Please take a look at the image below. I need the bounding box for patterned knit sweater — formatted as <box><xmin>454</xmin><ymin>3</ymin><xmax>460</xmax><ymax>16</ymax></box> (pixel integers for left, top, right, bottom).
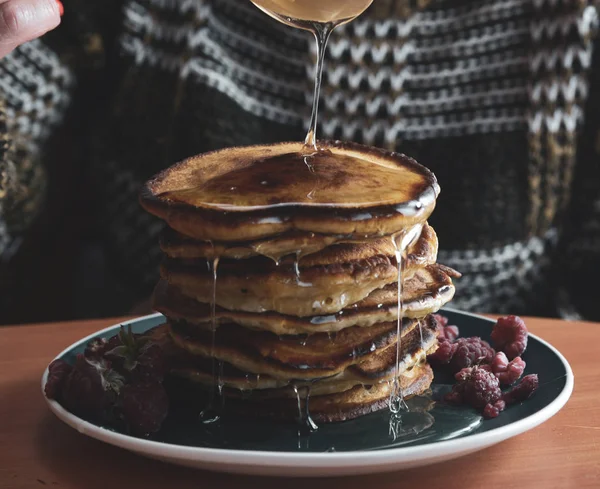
<box><xmin>1</xmin><ymin>0</ymin><xmax>599</xmax><ymax>323</ymax></box>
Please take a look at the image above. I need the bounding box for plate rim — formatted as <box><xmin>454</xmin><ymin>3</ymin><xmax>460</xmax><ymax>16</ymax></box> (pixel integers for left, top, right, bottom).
<box><xmin>41</xmin><ymin>309</ymin><xmax>574</xmax><ymax>469</ymax></box>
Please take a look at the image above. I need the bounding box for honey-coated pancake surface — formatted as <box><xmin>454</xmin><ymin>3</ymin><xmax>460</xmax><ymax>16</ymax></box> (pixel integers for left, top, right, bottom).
<box><xmin>172</xmin><ymin>334</ymin><xmax>437</xmax><ymax>393</ymax></box>
<box><xmin>155</xmin><ymin>263</ymin><xmax>458</xmax><ymax>334</ymax></box>
<box><xmin>162</xmin><ymin>254</ymin><xmax>396</xmax><ymax>317</ymax></box>
<box><xmin>147</xmin><ymin>318</ymin><xmax>437</xmax><ymax>423</ymax></box>
<box><xmin>161</xmin><ymin>221</ymin><xmax>437</xmax><ymax>263</ymax></box>
<box><xmin>168</xmin><ymin>316</ymin><xmax>437</xmax><ymax>381</ymax></box>
<box><xmin>160</xmin><ymin>227</ymin><xmax>341</xmax><ymax>261</ymax></box>
<box><xmin>140</xmin><ymin>141</ymin><xmax>439</xmax><ymax>242</ymax></box>
<box><xmin>159</xmin><ymin>224</ymin><xmax>442</xmax><ymax>317</ymax></box>
<box><xmin>175</xmin><ymin>364</ymin><xmax>434</xmax><ymax>423</ymax></box>
<box><xmin>147</xmin><ymin>322</ymin><xmax>437</xmax><ymax>392</ymax></box>
<box><xmin>238</xmin><ymin>364</ymin><xmax>434</xmax><ymax>423</ymax></box>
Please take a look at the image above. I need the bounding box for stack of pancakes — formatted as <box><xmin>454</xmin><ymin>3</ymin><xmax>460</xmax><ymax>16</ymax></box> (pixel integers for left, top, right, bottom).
<box><xmin>141</xmin><ymin>141</ymin><xmax>460</xmax><ymax>423</ymax></box>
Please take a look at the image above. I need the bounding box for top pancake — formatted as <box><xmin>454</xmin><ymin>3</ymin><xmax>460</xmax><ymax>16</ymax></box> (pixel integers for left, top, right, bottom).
<box><xmin>140</xmin><ymin>141</ymin><xmax>439</xmax><ymax>241</ymax></box>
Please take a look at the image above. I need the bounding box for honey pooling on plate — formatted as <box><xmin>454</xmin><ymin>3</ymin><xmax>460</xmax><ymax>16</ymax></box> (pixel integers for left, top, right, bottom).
<box><xmin>142</xmin><ymin>141</ymin><xmax>461</xmax><ymax>426</ymax></box>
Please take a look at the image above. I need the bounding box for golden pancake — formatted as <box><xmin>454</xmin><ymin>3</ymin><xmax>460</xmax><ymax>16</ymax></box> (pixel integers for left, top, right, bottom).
<box><xmin>140</xmin><ymin>141</ymin><xmax>439</xmax><ymax>242</ymax></box>
<box><xmin>172</xmin><ymin>337</ymin><xmax>437</xmax><ymax>394</ymax></box>
<box><xmin>168</xmin><ymin>316</ymin><xmax>436</xmax><ymax>381</ymax></box>
<box><xmin>166</xmin><ymin>314</ymin><xmax>434</xmax><ymax>380</ymax></box>
<box><xmin>161</xmin><ymin>221</ymin><xmax>437</xmax><ymax>316</ymax></box>
<box><xmin>149</xmin><ymin>321</ymin><xmax>437</xmax><ymax>393</ymax></box>
<box><xmin>177</xmin><ymin>363</ymin><xmax>434</xmax><ymax>423</ymax></box>
<box><xmin>172</xmin><ymin>320</ymin><xmax>396</xmax><ymax>370</ymax></box>
<box><xmin>161</xmin><ymin>220</ymin><xmax>437</xmax><ymax>264</ymax></box>
<box><xmin>154</xmin><ymin>263</ymin><xmax>458</xmax><ymax>334</ymax></box>
<box><xmin>160</xmin><ymin>227</ymin><xmax>340</xmax><ymax>261</ymax></box>
<box><xmin>162</xmin><ymin>255</ymin><xmax>396</xmax><ymax>317</ymax></box>
<box><xmin>159</xmin><ymin>223</ymin><xmax>440</xmax><ymax>317</ymax></box>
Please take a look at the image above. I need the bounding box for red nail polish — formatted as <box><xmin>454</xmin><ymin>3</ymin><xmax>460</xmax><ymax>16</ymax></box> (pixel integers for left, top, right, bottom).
<box><xmin>56</xmin><ymin>0</ymin><xmax>64</xmax><ymax>16</ymax></box>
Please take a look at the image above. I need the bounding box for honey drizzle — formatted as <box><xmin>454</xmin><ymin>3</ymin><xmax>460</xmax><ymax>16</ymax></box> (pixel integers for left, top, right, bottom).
<box><xmin>249</xmin><ymin>0</ymin><xmax>373</xmax><ymax>151</ymax></box>
<box><xmin>292</xmin><ymin>384</ymin><xmax>318</xmax><ymax>433</ymax></box>
<box><xmin>304</xmin><ymin>23</ymin><xmax>333</xmax><ymax>150</ymax></box>
<box><xmin>389</xmin><ymin>233</ymin><xmax>409</xmax><ymax>414</ymax></box>
<box><xmin>199</xmin><ymin>251</ymin><xmax>221</xmax><ymax>424</ymax></box>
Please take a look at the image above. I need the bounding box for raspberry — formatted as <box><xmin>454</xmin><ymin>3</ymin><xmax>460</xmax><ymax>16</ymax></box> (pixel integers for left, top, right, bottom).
<box><xmin>449</xmin><ymin>337</ymin><xmax>495</xmax><ymax>373</ymax></box>
<box><xmin>132</xmin><ymin>343</ymin><xmax>167</xmax><ymax>382</ymax></box>
<box><xmin>503</xmin><ymin>374</ymin><xmax>539</xmax><ymax>405</ymax></box>
<box><xmin>492</xmin><ymin>353</ymin><xmax>526</xmax><ymax>386</ymax></box>
<box><xmin>447</xmin><ymin>366</ymin><xmax>502</xmax><ymax>410</ymax></box>
<box><xmin>120</xmin><ymin>382</ymin><xmax>169</xmax><ymax>436</ymax></box>
<box><xmin>443</xmin><ymin>325</ymin><xmax>459</xmax><ymax>342</ymax></box>
<box><xmin>44</xmin><ymin>360</ymin><xmax>72</xmax><ymax>400</ymax></box>
<box><xmin>433</xmin><ymin>314</ymin><xmax>449</xmax><ymax>328</ymax></box>
<box><xmin>428</xmin><ymin>339</ymin><xmax>457</xmax><ymax>365</ymax></box>
<box><xmin>433</xmin><ymin>314</ymin><xmax>459</xmax><ymax>342</ymax></box>
<box><xmin>84</xmin><ymin>338</ymin><xmax>108</xmax><ymax>359</ymax></box>
<box><xmin>483</xmin><ymin>400</ymin><xmax>506</xmax><ymax>419</ymax></box>
<box><xmin>491</xmin><ymin>315</ymin><xmax>528</xmax><ymax>360</ymax></box>
<box><xmin>84</xmin><ymin>334</ymin><xmax>122</xmax><ymax>360</ymax></box>
<box><xmin>491</xmin><ymin>351</ymin><xmax>509</xmax><ymax>372</ymax></box>
<box><xmin>456</xmin><ymin>367</ymin><xmax>502</xmax><ymax>409</ymax></box>
<box><xmin>61</xmin><ymin>354</ymin><xmax>124</xmax><ymax>420</ymax></box>
<box><xmin>105</xmin><ymin>326</ymin><xmax>167</xmax><ymax>382</ymax></box>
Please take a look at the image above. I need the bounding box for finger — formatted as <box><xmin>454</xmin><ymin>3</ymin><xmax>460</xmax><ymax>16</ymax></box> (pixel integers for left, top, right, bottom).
<box><xmin>0</xmin><ymin>0</ymin><xmax>61</xmax><ymax>58</ymax></box>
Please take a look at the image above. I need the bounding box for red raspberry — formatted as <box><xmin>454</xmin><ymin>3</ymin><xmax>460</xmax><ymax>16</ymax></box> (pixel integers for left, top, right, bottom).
<box><xmin>44</xmin><ymin>360</ymin><xmax>72</xmax><ymax>400</ymax></box>
<box><xmin>491</xmin><ymin>351</ymin><xmax>509</xmax><ymax>372</ymax></box>
<box><xmin>433</xmin><ymin>314</ymin><xmax>460</xmax><ymax>342</ymax></box>
<box><xmin>483</xmin><ymin>399</ymin><xmax>506</xmax><ymax>419</ymax></box>
<box><xmin>443</xmin><ymin>325</ymin><xmax>460</xmax><ymax>342</ymax></box>
<box><xmin>84</xmin><ymin>334</ymin><xmax>122</xmax><ymax>360</ymax></box>
<box><xmin>61</xmin><ymin>354</ymin><xmax>124</xmax><ymax>420</ymax></box>
<box><xmin>433</xmin><ymin>314</ymin><xmax>449</xmax><ymax>328</ymax></box>
<box><xmin>120</xmin><ymin>382</ymin><xmax>169</xmax><ymax>436</ymax></box>
<box><xmin>132</xmin><ymin>342</ymin><xmax>167</xmax><ymax>382</ymax></box>
<box><xmin>84</xmin><ymin>338</ymin><xmax>108</xmax><ymax>359</ymax></box>
<box><xmin>449</xmin><ymin>337</ymin><xmax>495</xmax><ymax>373</ymax></box>
<box><xmin>104</xmin><ymin>326</ymin><xmax>167</xmax><ymax>382</ymax></box>
<box><xmin>492</xmin><ymin>353</ymin><xmax>526</xmax><ymax>385</ymax></box>
<box><xmin>448</xmin><ymin>366</ymin><xmax>502</xmax><ymax>409</ymax></box>
<box><xmin>491</xmin><ymin>315</ymin><xmax>528</xmax><ymax>360</ymax></box>
<box><xmin>428</xmin><ymin>339</ymin><xmax>457</xmax><ymax>365</ymax></box>
<box><xmin>503</xmin><ymin>374</ymin><xmax>539</xmax><ymax>405</ymax></box>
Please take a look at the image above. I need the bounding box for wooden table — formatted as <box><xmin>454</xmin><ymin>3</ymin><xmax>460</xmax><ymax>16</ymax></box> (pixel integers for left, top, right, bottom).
<box><xmin>1</xmin><ymin>316</ymin><xmax>599</xmax><ymax>488</ymax></box>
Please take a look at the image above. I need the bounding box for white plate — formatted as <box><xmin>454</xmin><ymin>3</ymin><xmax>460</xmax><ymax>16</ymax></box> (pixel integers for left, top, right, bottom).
<box><xmin>42</xmin><ymin>310</ymin><xmax>573</xmax><ymax>477</ymax></box>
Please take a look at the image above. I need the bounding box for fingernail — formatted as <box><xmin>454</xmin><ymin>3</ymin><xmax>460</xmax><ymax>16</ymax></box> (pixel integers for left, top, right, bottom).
<box><xmin>56</xmin><ymin>0</ymin><xmax>64</xmax><ymax>16</ymax></box>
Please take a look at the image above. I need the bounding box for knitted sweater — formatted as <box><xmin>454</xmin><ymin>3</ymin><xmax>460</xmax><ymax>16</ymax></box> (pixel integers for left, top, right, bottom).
<box><xmin>1</xmin><ymin>0</ymin><xmax>599</xmax><ymax>323</ymax></box>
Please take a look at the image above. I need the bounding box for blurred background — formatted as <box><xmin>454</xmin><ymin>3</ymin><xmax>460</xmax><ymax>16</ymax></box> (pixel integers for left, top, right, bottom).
<box><xmin>1</xmin><ymin>0</ymin><xmax>599</xmax><ymax>326</ymax></box>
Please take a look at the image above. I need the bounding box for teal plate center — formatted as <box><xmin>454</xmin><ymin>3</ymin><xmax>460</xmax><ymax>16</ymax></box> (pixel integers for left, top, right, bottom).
<box><xmin>56</xmin><ymin>310</ymin><xmax>568</xmax><ymax>453</ymax></box>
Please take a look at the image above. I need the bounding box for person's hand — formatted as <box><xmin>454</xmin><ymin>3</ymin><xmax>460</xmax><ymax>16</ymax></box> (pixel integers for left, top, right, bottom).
<box><xmin>0</xmin><ymin>0</ymin><xmax>62</xmax><ymax>58</ymax></box>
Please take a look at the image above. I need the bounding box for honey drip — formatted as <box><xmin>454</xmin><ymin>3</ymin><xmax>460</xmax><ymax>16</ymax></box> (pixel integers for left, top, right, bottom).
<box><xmin>389</xmin><ymin>234</ymin><xmax>409</xmax><ymax>415</ymax></box>
<box><xmin>250</xmin><ymin>0</ymin><xmax>373</xmax><ymax>152</ymax></box>
<box><xmin>293</xmin><ymin>384</ymin><xmax>318</xmax><ymax>433</ymax></box>
<box><xmin>199</xmin><ymin>253</ymin><xmax>221</xmax><ymax>424</ymax></box>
